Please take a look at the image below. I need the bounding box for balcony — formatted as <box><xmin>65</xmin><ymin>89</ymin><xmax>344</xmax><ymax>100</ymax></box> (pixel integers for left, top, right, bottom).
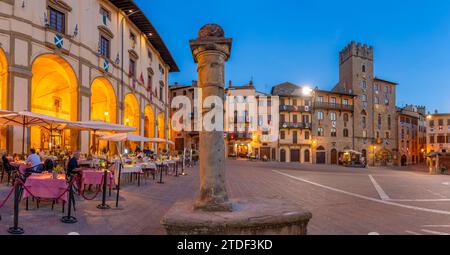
<box><xmin>279</xmin><ymin>105</ymin><xmax>312</xmax><ymax>112</ymax></box>
<box><xmin>314</xmin><ymin>102</ymin><xmax>354</xmax><ymax>111</ymax></box>
<box><xmin>227</xmin><ymin>132</ymin><xmax>252</xmax><ymax>140</ymax></box>
<box><xmin>279</xmin><ymin>122</ymin><xmax>312</xmax><ymax>129</ymax></box>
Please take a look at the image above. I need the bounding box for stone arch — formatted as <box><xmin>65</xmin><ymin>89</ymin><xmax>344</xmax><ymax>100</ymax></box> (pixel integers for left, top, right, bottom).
<box><xmin>304</xmin><ymin>149</ymin><xmax>310</xmax><ymax>163</ymax></box>
<box><xmin>316</xmin><ymin>146</ymin><xmax>326</xmax><ymax>164</ymax></box>
<box><xmin>90</xmin><ymin>77</ymin><xmax>116</xmax><ymax>123</ymax></box>
<box><xmin>331</xmin><ymin>148</ymin><xmax>338</xmax><ymax>165</ymax></box>
<box><xmin>144</xmin><ymin>105</ymin><xmax>155</xmax><ymax>149</ymax></box>
<box><xmin>123</xmin><ymin>93</ymin><xmax>140</xmax><ymax>133</ymax></box>
<box><xmin>157</xmin><ymin>111</ymin><xmax>165</xmax><ymax>150</ymax></box>
<box><xmin>31</xmin><ymin>54</ymin><xmax>78</xmax><ymax>151</ymax></box>
<box><xmin>123</xmin><ymin>93</ymin><xmax>140</xmax><ymax>151</ymax></box>
<box><xmin>280</xmin><ymin>148</ymin><xmax>286</xmax><ymax>162</ymax></box>
<box><xmin>0</xmin><ymin>47</ymin><xmax>8</xmax><ymax>150</ymax></box>
<box><xmin>91</xmin><ymin>77</ymin><xmax>117</xmax><ymax>153</ymax></box>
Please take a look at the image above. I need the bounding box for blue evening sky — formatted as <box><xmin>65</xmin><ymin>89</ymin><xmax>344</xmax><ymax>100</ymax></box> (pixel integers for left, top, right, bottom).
<box><xmin>136</xmin><ymin>0</ymin><xmax>450</xmax><ymax>113</ymax></box>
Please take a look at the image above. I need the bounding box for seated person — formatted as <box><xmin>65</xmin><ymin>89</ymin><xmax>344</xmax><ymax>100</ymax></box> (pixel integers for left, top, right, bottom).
<box><xmin>12</xmin><ymin>153</ymin><xmax>20</xmax><ymax>162</ymax></box>
<box><xmin>67</xmin><ymin>151</ymin><xmax>82</xmax><ymax>177</ymax></box>
<box><xmin>25</xmin><ymin>148</ymin><xmax>44</xmax><ymax>174</ymax></box>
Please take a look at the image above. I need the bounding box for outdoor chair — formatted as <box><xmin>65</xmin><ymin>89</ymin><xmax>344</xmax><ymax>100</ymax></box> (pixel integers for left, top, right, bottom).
<box><xmin>24</xmin><ymin>164</ymin><xmax>44</xmax><ymax>174</ymax></box>
<box><xmin>1</xmin><ymin>155</ymin><xmax>18</xmax><ymax>185</ymax></box>
<box><xmin>43</xmin><ymin>158</ymin><xmax>55</xmax><ymax>172</ymax></box>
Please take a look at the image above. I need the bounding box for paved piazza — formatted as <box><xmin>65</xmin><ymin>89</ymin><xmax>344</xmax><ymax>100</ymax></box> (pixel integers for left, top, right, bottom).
<box><xmin>0</xmin><ymin>160</ymin><xmax>449</xmax><ymax>235</ymax></box>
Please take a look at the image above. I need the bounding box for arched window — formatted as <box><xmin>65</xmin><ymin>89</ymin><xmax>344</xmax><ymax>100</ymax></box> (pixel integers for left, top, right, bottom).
<box><xmin>331</xmin><ymin>128</ymin><xmax>337</xmax><ymax>137</ymax></box>
<box><xmin>317</xmin><ymin>127</ymin><xmax>324</xmax><ymax>137</ymax></box>
<box><xmin>374</xmin><ymin>96</ymin><xmax>379</xmax><ymax>104</ymax></box>
<box><xmin>330</xmin><ymin>112</ymin><xmax>337</xmax><ymax>121</ymax></box>
<box><xmin>360</xmin><ymin>80</ymin><xmax>367</xmax><ymax>89</ymax></box>
<box><xmin>343</xmin><ymin>113</ymin><xmax>349</xmax><ymax>122</ymax></box>
<box><xmin>361</xmin><ymin>94</ymin><xmax>367</xmax><ymax>102</ymax></box>
<box><xmin>343</xmin><ymin>128</ymin><xmax>349</xmax><ymax>137</ymax></box>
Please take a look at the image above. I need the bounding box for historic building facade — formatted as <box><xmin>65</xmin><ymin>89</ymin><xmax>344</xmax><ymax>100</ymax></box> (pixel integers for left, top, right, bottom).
<box><xmin>272</xmin><ymin>82</ymin><xmax>313</xmax><ymax>163</ymax></box>
<box><xmin>224</xmin><ymin>81</ymin><xmax>277</xmax><ymax>159</ymax></box>
<box><xmin>169</xmin><ymin>81</ymin><xmax>199</xmax><ymax>152</ymax></box>
<box><xmin>426</xmin><ymin>112</ymin><xmax>450</xmax><ymax>154</ymax></box>
<box><xmin>396</xmin><ymin>105</ymin><xmax>427</xmax><ymax>165</ymax></box>
<box><xmin>0</xmin><ymin>0</ymin><xmax>178</xmax><ymax>154</ymax></box>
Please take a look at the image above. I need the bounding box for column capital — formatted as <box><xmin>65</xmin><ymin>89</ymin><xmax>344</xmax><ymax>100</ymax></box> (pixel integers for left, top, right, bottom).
<box><xmin>189</xmin><ymin>24</ymin><xmax>232</xmax><ymax>63</ymax></box>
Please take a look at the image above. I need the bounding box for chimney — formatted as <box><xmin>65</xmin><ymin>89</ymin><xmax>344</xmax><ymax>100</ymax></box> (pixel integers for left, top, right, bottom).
<box><xmin>192</xmin><ymin>80</ymin><xmax>198</xmax><ymax>87</ymax></box>
<box><xmin>228</xmin><ymin>80</ymin><xmax>232</xmax><ymax>87</ymax></box>
<box><xmin>435</xmin><ymin>110</ymin><xmax>438</xmax><ymax>114</ymax></box>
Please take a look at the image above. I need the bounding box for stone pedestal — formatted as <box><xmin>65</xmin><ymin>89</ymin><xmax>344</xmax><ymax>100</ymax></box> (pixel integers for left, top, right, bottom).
<box><xmin>161</xmin><ymin>198</ymin><xmax>312</xmax><ymax>235</ymax></box>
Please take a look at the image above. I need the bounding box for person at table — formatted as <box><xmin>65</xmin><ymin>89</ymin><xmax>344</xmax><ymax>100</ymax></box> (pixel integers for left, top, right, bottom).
<box><xmin>13</xmin><ymin>153</ymin><xmax>20</xmax><ymax>162</ymax></box>
<box><xmin>24</xmin><ymin>148</ymin><xmax>44</xmax><ymax>174</ymax></box>
<box><xmin>67</xmin><ymin>151</ymin><xmax>82</xmax><ymax>177</ymax></box>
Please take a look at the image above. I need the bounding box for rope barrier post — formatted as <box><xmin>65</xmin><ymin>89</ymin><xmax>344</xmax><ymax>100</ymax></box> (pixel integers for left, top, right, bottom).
<box><xmin>157</xmin><ymin>164</ymin><xmax>164</xmax><ymax>184</ymax></box>
<box><xmin>61</xmin><ymin>177</ymin><xmax>77</xmax><ymax>224</ymax></box>
<box><xmin>97</xmin><ymin>169</ymin><xmax>110</xmax><ymax>210</ymax></box>
<box><xmin>115</xmin><ymin>163</ymin><xmax>122</xmax><ymax>208</ymax></box>
<box><xmin>174</xmin><ymin>161</ymin><xmax>179</xmax><ymax>177</ymax></box>
<box><xmin>7</xmin><ymin>179</ymin><xmax>24</xmax><ymax>235</ymax></box>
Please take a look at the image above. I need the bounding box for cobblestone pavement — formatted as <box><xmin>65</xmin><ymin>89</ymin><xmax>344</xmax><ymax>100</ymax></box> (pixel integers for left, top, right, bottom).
<box><xmin>0</xmin><ymin>160</ymin><xmax>449</xmax><ymax>235</ymax></box>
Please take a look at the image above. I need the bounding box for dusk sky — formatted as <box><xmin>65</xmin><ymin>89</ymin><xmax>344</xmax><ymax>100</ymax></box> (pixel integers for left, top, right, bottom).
<box><xmin>136</xmin><ymin>0</ymin><xmax>450</xmax><ymax>113</ymax></box>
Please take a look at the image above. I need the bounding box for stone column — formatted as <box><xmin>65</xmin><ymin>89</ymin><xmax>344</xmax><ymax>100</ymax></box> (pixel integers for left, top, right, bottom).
<box><xmin>190</xmin><ymin>24</ymin><xmax>232</xmax><ymax>212</ymax></box>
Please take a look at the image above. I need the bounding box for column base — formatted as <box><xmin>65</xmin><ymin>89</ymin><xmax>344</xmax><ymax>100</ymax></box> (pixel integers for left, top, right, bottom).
<box><xmin>161</xmin><ymin>198</ymin><xmax>312</xmax><ymax>235</ymax></box>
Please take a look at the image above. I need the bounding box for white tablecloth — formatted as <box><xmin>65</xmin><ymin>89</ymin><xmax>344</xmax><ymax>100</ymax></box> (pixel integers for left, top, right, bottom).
<box><xmin>121</xmin><ymin>164</ymin><xmax>143</xmax><ymax>174</ymax></box>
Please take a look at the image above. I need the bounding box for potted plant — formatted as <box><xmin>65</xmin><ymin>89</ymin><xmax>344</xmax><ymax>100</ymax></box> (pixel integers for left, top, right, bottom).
<box><xmin>52</xmin><ymin>165</ymin><xmax>64</xmax><ymax>179</ymax></box>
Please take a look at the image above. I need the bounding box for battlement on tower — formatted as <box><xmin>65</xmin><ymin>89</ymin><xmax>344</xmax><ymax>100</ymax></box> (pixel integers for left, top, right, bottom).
<box><xmin>339</xmin><ymin>41</ymin><xmax>373</xmax><ymax>65</ymax></box>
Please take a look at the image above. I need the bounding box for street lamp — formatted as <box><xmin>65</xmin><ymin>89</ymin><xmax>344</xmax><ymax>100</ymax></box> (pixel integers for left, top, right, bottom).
<box><xmin>373</xmin><ymin>145</ymin><xmax>377</xmax><ymax>167</ymax></box>
<box><xmin>302</xmin><ymin>86</ymin><xmax>313</xmax><ymax>97</ymax></box>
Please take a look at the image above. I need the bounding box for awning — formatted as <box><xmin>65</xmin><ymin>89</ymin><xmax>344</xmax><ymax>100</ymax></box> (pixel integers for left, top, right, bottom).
<box><xmin>67</xmin><ymin>120</ymin><xmax>136</xmax><ymax>133</ymax></box>
<box><xmin>344</xmin><ymin>149</ymin><xmax>363</xmax><ymax>155</ymax></box>
<box><xmin>98</xmin><ymin>133</ymin><xmax>152</xmax><ymax>142</ymax></box>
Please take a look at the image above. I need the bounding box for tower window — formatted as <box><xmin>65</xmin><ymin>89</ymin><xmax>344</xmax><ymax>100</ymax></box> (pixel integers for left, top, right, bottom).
<box><xmin>362</xmin><ymin>65</ymin><xmax>366</xmax><ymax>73</ymax></box>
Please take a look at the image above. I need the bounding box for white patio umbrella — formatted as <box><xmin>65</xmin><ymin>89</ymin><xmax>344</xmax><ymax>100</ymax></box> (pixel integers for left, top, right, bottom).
<box><xmin>99</xmin><ymin>133</ymin><xmax>152</xmax><ymax>142</ymax></box>
<box><xmin>148</xmin><ymin>137</ymin><xmax>167</xmax><ymax>143</ymax></box>
<box><xmin>98</xmin><ymin>132</ymin><xmax>151</xmax><ymax>208</ymax></box>
<box><xmin>0</xmin><ymin>111</ymin><xmax>71</xmax><ymax>155</ymax></box>
<box><xmin>66</xmin><ymin>120</ymin><xmax>136</xmax><ymax>154</ymax></box>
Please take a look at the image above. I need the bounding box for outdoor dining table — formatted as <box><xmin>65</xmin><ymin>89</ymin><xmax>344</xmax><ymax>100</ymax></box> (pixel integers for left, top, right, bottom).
<box><xmin>79</xmin><ymin>168</ymin><xmax>113</xmax><ymax>194</ymax></box>
<box><xmin>120</xmin><ymin>164</ymin><xmax>144</xmax><ymax>186</ymax></box>
<box><xmin>78</xmin><ymin>159</ymin><xmax>100</xmax><ymax>168</ymax></box>
<box><xmin>10</xmin><ymin>161</ymin><xmax>44</xmax><ymax>174</ymax></box>
<box><xmin>22</xmin><ymin>173</ymin><xmax>68</xmax><ymax>211</ymax></box>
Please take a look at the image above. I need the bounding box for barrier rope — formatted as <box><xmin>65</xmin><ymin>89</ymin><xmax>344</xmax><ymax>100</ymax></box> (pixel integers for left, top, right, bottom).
<box><xmin>0</xmin><ymin>182</ymin><xmax>17</xmax><ymax>210</ymax></box>
<box><xmin>17</xmin><ymin>178</ymin><xmax>75</xmax><ymax>202</ymax></box>
<box><xmin>77</xmin><ymin>177</ymin><xmax>105</xmax><ymax>201</ymax></box>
